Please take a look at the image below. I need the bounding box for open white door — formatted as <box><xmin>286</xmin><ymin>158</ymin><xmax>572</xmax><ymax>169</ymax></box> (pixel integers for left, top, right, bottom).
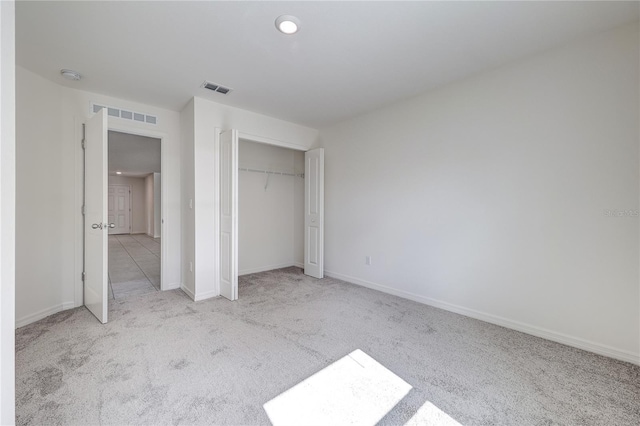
<box><xmin>84</xmin><ymin>109</ymin><xmax>109</xmax><ymax>323</ymax></box>
<box><xmin>219</xmin><ymin>129</ymin><xmax>238</xmax><ymax>300</ymax></box>
<box><xmin>304</xmin><ymin>148</ymin><xmax>324</xmax><ymax>278</ymax></box>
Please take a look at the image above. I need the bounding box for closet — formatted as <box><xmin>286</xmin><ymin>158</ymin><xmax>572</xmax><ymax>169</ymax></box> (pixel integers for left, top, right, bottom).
<box><xmin>238</xmin><ymin>139</ymin><xmax>305</xmax><ymax>275</ymax></box>
<box><xmin>218</xmin><ymin>129</ymin><xmax>324</xmax><ymax>301</ymax></box>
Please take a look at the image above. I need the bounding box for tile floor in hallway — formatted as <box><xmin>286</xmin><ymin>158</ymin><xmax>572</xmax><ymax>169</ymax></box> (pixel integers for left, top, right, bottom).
<box><xmin>108</xmin><ymin>234</ymin><xmax>160</xmax><ymax>300</ymax></box>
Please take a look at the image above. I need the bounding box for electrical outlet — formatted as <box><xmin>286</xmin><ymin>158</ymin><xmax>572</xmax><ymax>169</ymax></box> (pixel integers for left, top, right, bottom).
<box><xmin>365</xmin><ymin>256</ymin><xmax>372</xmax><ymax>266</ymax></box>
<box><xmin>189</xmin><ymin>261</ymin><xmax>193</xmax><ymax>272</ymax></box>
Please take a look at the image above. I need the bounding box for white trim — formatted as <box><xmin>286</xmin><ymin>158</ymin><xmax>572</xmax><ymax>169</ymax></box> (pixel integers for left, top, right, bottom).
<box><xmin>105</xmin><ymin>123</ymin><xmax>169</xmax><ymax>292</ymax></box>
<box><xmin>237</xmin><ymin>131</ymin><xmax>307</xmax><ymax>152</ymax></box>
<box><xmin>163</xmin><ymin>282</ymin><xmax>180</xmax><ymax>291</ymax></box>
<box><xmin>213</xmin><ymin>128</ymin><xmax>221</xmax><ymax>298</ymax></box>
<box><xmin>324</xmin><ymin>270</ymin><xmax>640</xmax><ymax>366</ymax></box>
<box><xmin>74</xmin><ymin>115</ymin><xmax>84</xmax><ymax>308</ymax></box>
<box><xmin>183</xmin><ymin>285</ymin><xmax>217</xmax><ymax>302</ymax></box>
<box><xmin>15</xmin><ymin>302</ymin><xmax>76</xmax><ymax>329</ymax></box>
<box><xmin>294</xmin><ymin>262</ymin><xmax>304</xmax><ymax>269</ymax></box>
<box><xmin>180</xmin><ymin>284</ymin><xmax>195</xmax><ymax>301</ymax></box>
<box><xmin>239</xmin><ymin>262</ymin><xmax>302</xmax><ymax>276</ymax></box>
<box><xmin>194</xmin><ymin>290</ymin><xmax>219</xmax><ymax>302</ymax></box>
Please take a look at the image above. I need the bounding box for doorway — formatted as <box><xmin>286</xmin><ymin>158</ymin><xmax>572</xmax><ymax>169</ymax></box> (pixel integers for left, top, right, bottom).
<box><xmin>107</xmin><ymin>130</ymin><xmax>161</xmax><ymax>300</ymax></box>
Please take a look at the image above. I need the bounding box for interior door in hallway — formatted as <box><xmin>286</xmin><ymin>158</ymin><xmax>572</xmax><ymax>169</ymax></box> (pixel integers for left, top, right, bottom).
<box><xmin>84</xmin><ymin>108</ymin><xmax>109</xmax><ymax>324</ymax></box>
<box><xmin>108</xmin><ymin>184</ymin><xmax>130</xmax><ymax>234</ymax></box>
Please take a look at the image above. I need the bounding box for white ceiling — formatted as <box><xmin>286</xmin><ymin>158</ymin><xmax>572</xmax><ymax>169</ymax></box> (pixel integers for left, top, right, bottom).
<box><xmin>16</xmin><ymin>1</ymin><xmax>639</xmax><ymax>128</ymax></box>
<box><xmin>108</xmin><ymin>131</ymin><xmax>161</xmax><ymax>177</ymax></box>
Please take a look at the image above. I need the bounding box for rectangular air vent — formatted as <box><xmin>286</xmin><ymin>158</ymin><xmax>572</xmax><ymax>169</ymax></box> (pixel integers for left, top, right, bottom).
<box><xmin>202</xmin><ymin>80</ymin><xmax>233</xmax><ymax>95</ymax></box>
<box><xmin>92</xmin><ymin>103</ymin><xmax>158</xmax><ymax>126</ymax></box>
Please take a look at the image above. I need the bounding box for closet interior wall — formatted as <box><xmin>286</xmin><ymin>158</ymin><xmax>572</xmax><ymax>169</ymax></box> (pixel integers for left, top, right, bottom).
<box><xmin>238</xmin><ymin>139</ymin><xmax>304</xmax><ymax>275</ymax></box>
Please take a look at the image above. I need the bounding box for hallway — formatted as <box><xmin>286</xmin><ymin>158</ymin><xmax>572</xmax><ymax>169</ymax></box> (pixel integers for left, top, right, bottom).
<box><xmin>108</xmin><ymin>234</ymin><xmax>161</xmax><ymax>299</ymax></box>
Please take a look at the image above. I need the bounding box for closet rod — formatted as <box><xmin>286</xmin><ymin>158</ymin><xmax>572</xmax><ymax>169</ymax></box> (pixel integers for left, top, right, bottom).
<box><xmin>238</xmin><ymin>167</ymin><xmax>304</xmax><ymax>178</ymax></box>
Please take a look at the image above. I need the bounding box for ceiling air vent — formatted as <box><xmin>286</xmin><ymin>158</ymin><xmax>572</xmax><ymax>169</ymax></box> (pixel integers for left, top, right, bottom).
<box><xmin>91</xmin><ymin>103</ymin><xmax>158</xmax><ymax>126</ymax></box>
<box><xmin>202</xmin><ymin>81</ymin><xmax>233</xmax><ymax>95</ymax></box>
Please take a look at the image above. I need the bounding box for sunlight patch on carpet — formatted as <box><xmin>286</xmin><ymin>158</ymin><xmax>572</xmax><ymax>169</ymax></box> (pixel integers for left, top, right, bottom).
<box><xmin>405</xmin><ymin>400</ymin><xmax>462</xmax><ymax>425</ymax></box>
<box><xmin>263</xmin><ymin>349</ymin><xmax>412</xmax><ymax>426</ymax></box>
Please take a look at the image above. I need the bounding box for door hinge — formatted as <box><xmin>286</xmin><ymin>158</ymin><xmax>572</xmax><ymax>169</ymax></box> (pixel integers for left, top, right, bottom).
<box><xmin>81</xmin><ymin>205</ymin><xmax>86</xmax><ymax>215</ymax></box>
<box><xmin>81</xmin><ymin>271</ymin><xmax>86</xmax><ymax>281</ymax></box>
<box><xmin>81</xmin><ymin>124</ymin><xmax>86</xmax><ymax>149</ymax></box>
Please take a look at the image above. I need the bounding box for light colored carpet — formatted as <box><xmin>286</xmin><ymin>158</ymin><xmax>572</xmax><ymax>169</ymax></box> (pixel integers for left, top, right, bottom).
<box><xmin>15</xmin><ymin>267</ymin><xmax>640</xmax><ymax>425</ymax></box>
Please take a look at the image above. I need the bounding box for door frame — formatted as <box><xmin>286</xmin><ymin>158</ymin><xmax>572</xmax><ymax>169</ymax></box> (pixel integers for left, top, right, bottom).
<box><xmin>227</xmin><ymin>131</ymin><xmax>315</xmax><ymax>299</ymax></box>
<box><xmin>107</xmin><ymin>183</ymin><xmax>131</xmax><ymax>235</ymax></box>
<box><xmin>76</xmin><ymin>121</ymin><xmax>169</xmax><ymax>307</ymax></box>
<box><xmin>107</xmin><ymin>125</ymin><xmax>167</xmax><ymax>291</ymax></box>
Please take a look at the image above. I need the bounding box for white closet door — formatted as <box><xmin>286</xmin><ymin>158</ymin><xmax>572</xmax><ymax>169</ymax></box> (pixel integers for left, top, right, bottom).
<box><xmin>84</xmin><ymin>108</ymin><xmax>109</xmax><ymax>323</ymax></box>
<box><xmin>219</xmin><ymin>129</ymin><xmax>238</xmax><ymax>300</ymax></box>
<box><xmin>304</xmin><ymin>148</ymin><xmax>324</xmax><ymax>278</ymax></box>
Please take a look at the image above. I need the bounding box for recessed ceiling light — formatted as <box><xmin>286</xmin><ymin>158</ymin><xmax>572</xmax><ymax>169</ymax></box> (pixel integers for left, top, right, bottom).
<box><xmin>116</xmin><ymin>171</ymin><xmax>122</xmax><ymax>175</ymax></box>
<box><xmin>60</xmin><ymin>69</ymin><xmax>81</xmax><ymax>81</ymax></box>
<box><xmin>275</xmin><ymin>15</ymin><xmax>300</xmax><ymax>35</ymax></box>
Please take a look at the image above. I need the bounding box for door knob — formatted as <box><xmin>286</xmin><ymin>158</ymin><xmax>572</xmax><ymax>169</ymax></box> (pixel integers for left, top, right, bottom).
<box><xmin>91</xmin><ymin>223</ymin><xmax>103</xmax><ymax>230</ymax></box>
<box><xmin>109</xmin><ymin>223</ymin><xmax>116</xmax><ymax>228</ymax></box>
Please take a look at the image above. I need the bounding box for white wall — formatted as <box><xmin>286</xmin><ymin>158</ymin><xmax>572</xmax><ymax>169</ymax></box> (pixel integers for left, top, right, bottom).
<box><xmin>180</xmin><ymin>96</ymin><xmax>318</xmax><ymax>301</ymax></box>
<box><xmin>108</xmin><ymin>176</ymin><xmax>146</xmax><ymax>234</ymax></box>
<box><xmin>145</xmin><ymin>174</ymin><xmax>154</xmax><ymax>236</ymax></box>
<box><xmin>180</xmin><ymin>99</ymin><xmax>195</xmax><ymax>298</ymax></box>
<box><xmin>238</xmin><ymin>140</ymin><xmax>304</xmax><ymax>274</ymax></box>
<box><xmin>16</xmin><ymin>66</ymin><xmax>68</xmax><ymax>326</ymax></box>
<box><xmin>0</xmin><ymin>0</ymin><xmax>16</xmax><ymax>423</ymax></box>
<box><xmin>319</xmin><ymin>23</ymin><xmax>640</xmax><ymax>364</ymax></box>
<box><xmin>153</xmin><ymin>173</ymin><xmax>161</xmax><ymax>238</ymax></box>
<box><xmin>16</xmin><ymin>65</ymin><xmax>182</xmax><ymax>326</ymax></box>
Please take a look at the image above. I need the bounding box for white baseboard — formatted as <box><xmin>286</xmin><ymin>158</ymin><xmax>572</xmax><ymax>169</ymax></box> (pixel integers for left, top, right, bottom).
<box><xmin>180</xmin><ymin>284</ymin><xmax>217</xmax><ymax>302</ymax></box>
<box><xmin>239</xmin><ymin>262</ymin><xmax>302</xmax><ymax>276</ymax></box>
<box><xmin>294</xmin><ymin>262</ymin><xmax>304</xmax><ymax>269</ymax></box>
<box><xmin>194</xmin><ymin>290</ymin><xmax>218</xmax><ymax>302</ymax></box>
<box><xmin>16</xmin><ymin>301</ymin><xmax>76</xmax><ymax>329</ymax></box>
<box><xmin>324</xmin><ymin>270</ymin><xmax>640</xmax><ymax>366</ymax></box>
<box><xmin>162</xmin><ymin>282</ymin><xmax>181</xmax><ymax>291</ymax></box>
<box><xmin>180</xmin><ymin>284</ymin><xmax>195</xmax><ymax>300</ymax></box>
